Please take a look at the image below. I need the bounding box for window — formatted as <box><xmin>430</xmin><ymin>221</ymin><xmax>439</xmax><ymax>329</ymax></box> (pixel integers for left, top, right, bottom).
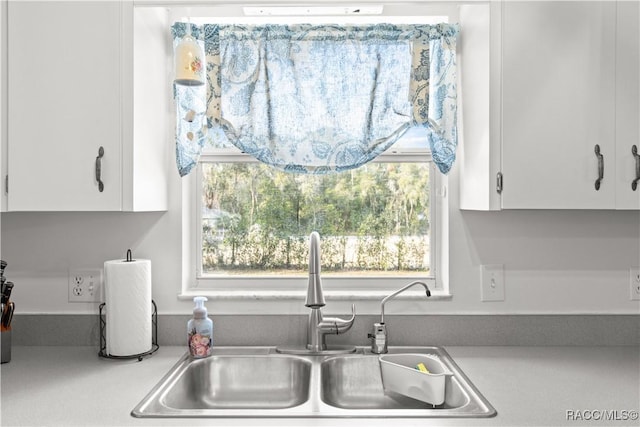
<box><xmin>200</xmin><ymin>161</ymin><xmax>432</xmax><ymax>277</ymax></box>
<box><xmin>193</xmin><ymin>127</ymin><xmax>446</xmax><ymax>295</ymax></box>
<box><xmin>180</xmin><ymin>5</ymin><xmax>455</xmax><ymax>300</ymax></box>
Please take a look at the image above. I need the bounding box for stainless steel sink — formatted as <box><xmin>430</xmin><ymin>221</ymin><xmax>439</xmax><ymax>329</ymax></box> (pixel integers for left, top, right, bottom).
<box><xmin>132</xmin><ymin>346</ymin><xmax>496</xmax><ymax>418</ymax></box>
<box><xmin>163</xmin><ymin>355</ymin><xmax>311</xmax><ymax>410</ymax></box>
<box><xmin>320</xmin><ymin>347</ymin><xmax>495</xmax><ymax>417</ymax></box>
<box><xmin>321</xmin><ymin>353</ymin><xmax>467</xmax><ymax>410</ymax></box>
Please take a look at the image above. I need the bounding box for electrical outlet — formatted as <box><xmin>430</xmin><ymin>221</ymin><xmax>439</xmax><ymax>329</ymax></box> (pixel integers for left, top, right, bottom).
<box><xmin>630</xmin><ymin>268</ymin><xmax>640</xmax><ymax>301</ymax></box>
<box><xmin>68</xmin><ymin>269</ymin><xmax>103</xmax><ymax>303</ymax></box>
<box><xmin>481</xmin><ymin>264</ymin><xmax>505</xmax><ymax>302</ymax></box>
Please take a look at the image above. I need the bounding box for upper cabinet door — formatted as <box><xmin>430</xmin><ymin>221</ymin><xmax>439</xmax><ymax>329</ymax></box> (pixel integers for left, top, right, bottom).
<box><xmin>501</xmin><ymin>1</ymin><xmax>617</xmax><ymax>209</ymax></box>
<box><xmin>615</xmin><ymin>1</ymin><xmax>640</xmax><ymax>210</ymax></box>
<box><xmin>7</xmin><ymin>1</ymin><xmax>122</xmax><ymax>211</ymax></box>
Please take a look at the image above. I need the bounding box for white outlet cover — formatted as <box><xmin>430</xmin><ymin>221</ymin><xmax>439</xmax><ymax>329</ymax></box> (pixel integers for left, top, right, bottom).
<box><xmin>481</xmin><ymin>264</ymin><xmax>505</xmax><ymax>302</ymax></box>
<box><xmin>68</xmin><ymin>269</ymin><xmax>103</xmax><ymax>303</ymax></box>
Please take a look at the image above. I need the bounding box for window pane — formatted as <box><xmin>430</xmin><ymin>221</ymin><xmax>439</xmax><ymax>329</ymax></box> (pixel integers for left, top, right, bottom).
<box><xmin>201</xmin><ymin>162</ymin><xmax>430</xmax><ymax>276</ymax></box>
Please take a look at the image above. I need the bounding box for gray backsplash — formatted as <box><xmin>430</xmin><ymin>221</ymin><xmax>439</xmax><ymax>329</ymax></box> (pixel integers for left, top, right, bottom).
<box><xmin>9</xmin><ymin>314</ymin><xmax>640</xmax><ymax>347</ymax></box>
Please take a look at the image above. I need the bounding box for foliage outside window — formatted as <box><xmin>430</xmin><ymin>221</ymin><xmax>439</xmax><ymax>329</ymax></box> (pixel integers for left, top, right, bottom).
<box><xmin>201</xmin><ymin>162</ymin><xmax>431</xmax><ymax>277</ymax></box>
<box><xmin>198</xmin><ymin>129</ymin><xmax>434</xmax><ymax>279</ymax></box>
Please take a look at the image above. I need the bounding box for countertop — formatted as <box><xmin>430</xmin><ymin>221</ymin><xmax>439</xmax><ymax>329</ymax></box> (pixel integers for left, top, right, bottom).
<box><xmin>1</xmin><ymin>345</ymin><xmax>638</xmax><ymax>427</ymax></box>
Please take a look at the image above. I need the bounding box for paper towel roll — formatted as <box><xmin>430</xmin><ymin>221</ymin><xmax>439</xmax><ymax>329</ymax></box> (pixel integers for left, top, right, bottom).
<box><xmin>104</xmin><ymin>258</ymin><xmax>152</xmax><ymax>356</ymax></box>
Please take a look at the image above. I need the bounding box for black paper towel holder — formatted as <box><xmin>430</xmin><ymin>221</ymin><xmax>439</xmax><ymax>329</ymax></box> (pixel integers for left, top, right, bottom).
<box><xmin>98</xmin><ymin>300</ymin><xmax>159</xmax><ymax>361</ymax></box>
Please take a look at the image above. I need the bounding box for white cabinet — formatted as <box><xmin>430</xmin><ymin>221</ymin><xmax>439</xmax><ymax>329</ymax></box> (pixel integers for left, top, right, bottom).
<box><xmin>501</xmin><ymin>1</ymin><xmax>617</xmax><ymax>209</ymax></box>
<box><xmin>460</xmin><ymin>1</ymin><xmax>640</xmax><ymax>210</ymax></box>
<box><xmin>459</xmin><ymin>2</ymin><xmax>502</xmax><ymax>211</ymax></box>
<box><xmin>5</xmin><ymin>1</ymin><xmax>169</xmax><ymax>211</ymax></box>
<box><xmin>614</xmin><ymin>1</ymin><xmax>640</xmax><ymax>210</ymax></box>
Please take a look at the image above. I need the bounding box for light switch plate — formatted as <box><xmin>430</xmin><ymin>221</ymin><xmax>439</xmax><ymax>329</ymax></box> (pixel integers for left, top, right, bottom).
<box><xmin>481</xmin><ymin>264</ymin><xmax>505</xmax><ymax>302</ymax></box>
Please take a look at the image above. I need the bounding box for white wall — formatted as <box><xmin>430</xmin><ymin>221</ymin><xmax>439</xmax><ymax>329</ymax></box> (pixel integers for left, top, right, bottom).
<box><xmin>2</xmin><ymin>1</ymin><xmax>638</xmax><ymax>315</ymax></box>
<box><xmin>2</xmin><ymin>159</ymin><xmax>638</xmax><ymax>315</ymax></box>
<box><xmin>1</xmin><ymin>0</ymin><xmax>5</xmax><ymax>214</ymax></box>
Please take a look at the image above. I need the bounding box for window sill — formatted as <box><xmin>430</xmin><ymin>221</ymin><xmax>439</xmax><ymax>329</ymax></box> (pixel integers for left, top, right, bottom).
<box><xmin>178</xmin><ymin>289</ymin><xmax>451</xmax><ymax>304</ymax></box>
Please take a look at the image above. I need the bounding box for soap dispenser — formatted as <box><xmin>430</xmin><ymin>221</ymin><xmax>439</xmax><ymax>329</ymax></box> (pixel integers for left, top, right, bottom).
<box><xmin>187</xmin><ymin>296</ymin><xmax>213</xmax><ymax>358</ymax></box>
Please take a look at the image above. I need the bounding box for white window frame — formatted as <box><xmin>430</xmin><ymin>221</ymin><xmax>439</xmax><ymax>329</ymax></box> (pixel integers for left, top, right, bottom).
<box><xmin>181</xmin><ymin>146</ymin><xmax>450</xmax><ymax>302</ymax></box>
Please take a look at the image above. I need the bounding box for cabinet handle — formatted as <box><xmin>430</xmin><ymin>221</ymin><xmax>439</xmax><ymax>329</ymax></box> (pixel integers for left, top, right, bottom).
<box><xmin>95</xmin><ymin>146</ymin><xmax>104</xmax><ymax>193</ymax></box>
<box><xmin>496</xmin><ymin>172</ymin><xmax>503</xmax><ymax>194</ymax></box>
<box><xmin>594</xmin><ymin>144</ymin><xmax>603</xmax><ymax>191</ymax></box>
<box><xmin>632</xmin><ymin>145</ymin><xmax>640</xmax><ymax>191</ymax></box>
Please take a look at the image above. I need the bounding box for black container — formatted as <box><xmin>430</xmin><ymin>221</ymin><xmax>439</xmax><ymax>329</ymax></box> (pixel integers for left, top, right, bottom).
<box><xmin>1</xmin><ymin>330</ymin><xmax>10</xmax><ymax>364</ymax></box>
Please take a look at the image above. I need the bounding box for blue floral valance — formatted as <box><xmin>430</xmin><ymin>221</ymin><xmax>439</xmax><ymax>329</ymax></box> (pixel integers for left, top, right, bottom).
<box><xmin>172</xmin><ymin>23</ymin><xmax>459</xmax><ymax>177</ymax></box>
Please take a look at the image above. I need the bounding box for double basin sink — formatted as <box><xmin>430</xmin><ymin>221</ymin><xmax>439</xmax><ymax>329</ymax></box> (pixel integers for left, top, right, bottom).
<box><xmin>132</xmin><ymin>346</ymin><xmax>496</xmax><ymax>418</ymax></box>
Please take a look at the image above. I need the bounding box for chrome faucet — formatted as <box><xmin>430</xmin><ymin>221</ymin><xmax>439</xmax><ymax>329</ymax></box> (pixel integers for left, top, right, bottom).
<box><xmin>305</xmin><ymin>231</ymin><xmax>356</xmax><ymax>352</ymax></box>
<box><xmin>369</xmin><ymin>281</ymin><xmax>431</xmax><ymax>354</ymax></box>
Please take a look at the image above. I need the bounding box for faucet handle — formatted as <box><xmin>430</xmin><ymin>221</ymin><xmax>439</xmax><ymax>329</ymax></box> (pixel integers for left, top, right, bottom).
<box><xmin>345</xmin><ymin>303</ymin><xmax>356</xmax><ymax>322</ymax></box>
<box><xmin>323</xmin><ymin>304</ymin><xmax>356</xmax><ymax>334</ymax></box>
<box><xmin>336</xmin><ymin>304</ymin><xmax>356</xmax><ymax>333</ymax></box>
